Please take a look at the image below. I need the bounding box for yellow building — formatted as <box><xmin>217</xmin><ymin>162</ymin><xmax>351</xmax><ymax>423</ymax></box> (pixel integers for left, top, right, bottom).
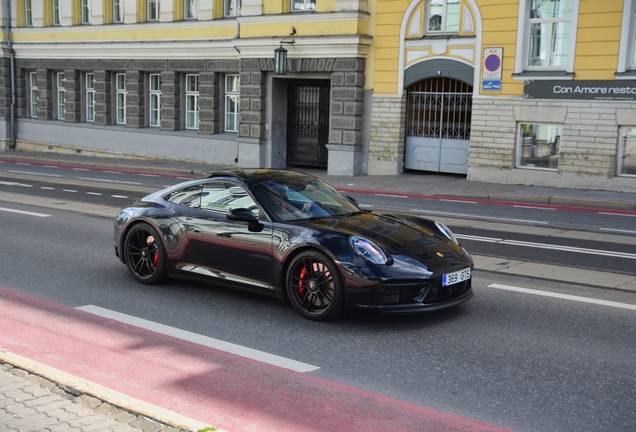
<box><xmin>368</xmin><ymin>0</ymin><xmax>636</xmax><ymax>191</ymax></box>
<box><xmin>2</xmin><ymin>1</ymin><xmax>636</xmax><ymax>191</ymax></box>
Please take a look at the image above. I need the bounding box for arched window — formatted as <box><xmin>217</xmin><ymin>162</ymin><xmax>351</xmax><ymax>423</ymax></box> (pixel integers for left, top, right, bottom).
<box><xmin>427</xmin><ymin>0</ymin><xmax>460</xmax><ymax>33</ymax></box>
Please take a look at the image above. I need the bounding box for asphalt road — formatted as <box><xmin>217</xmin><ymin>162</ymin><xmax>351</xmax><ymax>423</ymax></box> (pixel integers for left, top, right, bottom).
<box><xmin>0</xmin><ymin>198</ymin><xmax>635</xmax><ymax>431</ymax></box>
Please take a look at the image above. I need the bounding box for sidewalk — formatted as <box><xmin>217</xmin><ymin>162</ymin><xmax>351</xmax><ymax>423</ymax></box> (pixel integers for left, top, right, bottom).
<box><xmin>1</xmin><ymin>150</ymin><xmax>635</xmax><ymax>211</ymax></box>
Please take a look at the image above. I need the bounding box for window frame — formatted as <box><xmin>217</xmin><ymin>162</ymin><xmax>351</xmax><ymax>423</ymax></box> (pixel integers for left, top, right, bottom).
<box><xmin>147</xmin><ymin>0</ymin><xmax>159</xmax><ymax>21</ymax></box>
<box><xmin>85</xmin><ymin>73</ymin><xmax>95</xmax><ymax>123</ymax></box>
<box><xmin>516</xmin><ymin>123</ymin><xmax>561</xmax><ymax>171</ymax></box>
<box><xmin>225</xmin><ymin>0</ymin><xmax>241</xmax><ymax>17</ymax></box>
<box><xmin>149</xmin><ymin>73</ymin><xmax>161</xmax><ymax>127</ymax></box>
<box><xmin>52</xmin><ymin>0</ymin><xmax>61</xmax><ymax>25</ymax></box>
<box><xmin>25</xmin><ymin>0</ymin><xmax>33</xmax><ymax>26</ymax></box>
<box><xmin>425</xmin><ymin>0</ymin><xmax>460</xmax><ymax>34</ymax></box>
<box><xmin>291</xmin><ymin>0</ymin><xmax>316</xmax><ymax>11</ymax></box>
<box><xmin>185</xmin><ymin>74</ymin><xmax>199</xmax><ymax>130</ymax></box>
<box><xmin>81</xmin><ymin>0</ymin><xmax>91</xmax><ymax>24</ymax></box>
<box><xmin>618</xmin><ymin>126</ymin><xmax>636</xmax><ymax>177</ymax></box>
<box><xmin>224</xmin><ymin>74</ymin><xmax>240</xmax><ymax>132</ymax></box>
<box><xmin>29</xmin><ymin>72</ymin><xmax>38</xmax><ymax>118</ymax></box>
<box><xmin>185</xmin><ymin>0</ymin><xmax>197</xmax><ymax>20</ymax></box>
<box><xmin>514</xmin><ymin>0</ymin><xmax>580</xmax><ymax>76</ymax></box>
<box><xmin>113</xmin><ymin>0</ymin><xmax>124</xmax><ymax>23</ymax></box>
<box><xmin>56</xmin><ymin>72</ymin><xmax>65</xmax><ymax>120</ymax></box>
<box><xmin>115</xmin><ymin>73</ymin><xmax>127</xmax><ymax>125</ymax></box>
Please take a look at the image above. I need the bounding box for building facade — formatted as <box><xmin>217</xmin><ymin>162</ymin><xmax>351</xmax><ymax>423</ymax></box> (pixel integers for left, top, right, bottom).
<box><xmin>1</xmin><ymin>1</ymin><xmax>636</xmax><ymax>191</ymax></box>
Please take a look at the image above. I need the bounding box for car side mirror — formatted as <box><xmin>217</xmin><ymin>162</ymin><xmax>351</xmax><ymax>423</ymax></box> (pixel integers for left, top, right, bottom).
<box><xmin>227</xmin><ymin>208</ymin><xmax>263</xmax><ymax>232</ymax></box>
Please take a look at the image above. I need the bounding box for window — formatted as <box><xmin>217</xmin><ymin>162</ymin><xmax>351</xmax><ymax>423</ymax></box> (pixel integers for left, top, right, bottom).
<box><xmin>57</xmin><ymin>72</ymin><xmax>65</xmax><ymax>120</ymax></box>
<box><xmin>53</xmin><ymin>0</ymin><xmax>60</xmax><ymax>25</ymax></box>
<box><xmin>291</xmin><ymin>0</ymin><xmax>315</xmax><ymax>11</ymax></box>
<box><xmin>185</xmin><ymin>74</ymin><xmax>199</xmax><ymax>130</ymax></box>
<box><xmin>25</xmin><ymin>0</ymin><xmax>33</xmax><ymax>26</ymax></box>
<box><xmin>149</xmin><ymin>74</ymin><xmax>161</xmax><ymax>127</ymax></box>
<box><xmin>618</xmin><ymin>127</ymin><xmax>636</xmax><ymax>176</ymax></box>
<box><xmin>517</xmin><ymin>123</ymin><xmax>561</xmax><ymax>170</ymax></box>
<box><xmin>201</xmin><ymin>182</ymin><xmax>259</xmax><ymax>218</ymax></box>
<box><xmin>427</xmin><ymin>0</ymin><xmax>459</xmax><ymax>33</ymax></box>
<box><xmin>225</xmin><ymin>75</ymin><xmax>239</xmax><ymax>132</ymax></box>
<box><xmin>148</xmin><ymin>0</ymin><xmax>159</xmax><ymax>21</ymax></box>
<box><xmin>185</xmin><ymin>0</ymin><xmax>197</xmax><ymax>19</ymax></box>
<box><xmin>113</xmin><ymin>0</ymin><xmax>124</xmax><ymax>23</ymax></box>
<box><xmin>85</xmin><ymin>73</ymin><xmax>95</xmax><ymax>122</ymax></box>
<box><xmin>29</xmin><ymin>72</ymin><xmax>38</xmax><ymax>118</ymax></box>
<box><xmin>527</xmin><ymin>0</ymin><xmax>573</xmax><ymax>68</ymax></box>
<box><xmin>116</xmin><ymin>73</ymin><xmax>126</xmax><ymax>125</ymax></box>
<box><xmin>81</xmin><ymin>0</ymin><xmax>91</xmax><ymax>24</ymax></box>
<box><xmin>225</xmin><ymin>0</ymin><xmax>240</xmax><ymax>16</ymax></box>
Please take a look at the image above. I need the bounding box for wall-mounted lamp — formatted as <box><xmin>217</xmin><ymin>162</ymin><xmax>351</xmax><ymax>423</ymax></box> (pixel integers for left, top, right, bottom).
<box><xmin>274</xmin><ymin>29</ymin><xmax>296</xmax><ymax>76</ymax></box>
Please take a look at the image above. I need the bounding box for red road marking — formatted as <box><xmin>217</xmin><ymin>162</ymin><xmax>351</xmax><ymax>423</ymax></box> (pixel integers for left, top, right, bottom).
<box><xmin>0</xmin><ymin>286</ymin><xmax>509</xmax><ymax>432</ymax></box>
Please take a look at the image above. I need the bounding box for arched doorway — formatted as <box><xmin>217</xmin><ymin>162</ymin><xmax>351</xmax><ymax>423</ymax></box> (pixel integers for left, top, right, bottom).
<box><xmin>405</xmin><ymin>77</ymin><xmax>472</xmax><ymax>174</ymax></box>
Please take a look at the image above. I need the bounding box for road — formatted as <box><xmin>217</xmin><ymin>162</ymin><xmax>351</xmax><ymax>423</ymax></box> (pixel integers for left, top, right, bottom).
<box><xmin>0</xmin><ymin>160</ymin><xmax>635</xmax><ymax>431</ymax></box>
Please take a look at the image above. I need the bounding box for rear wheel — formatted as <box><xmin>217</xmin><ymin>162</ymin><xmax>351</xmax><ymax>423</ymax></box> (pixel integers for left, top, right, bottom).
<box><xmin>286</xmin><ymin>251</ymin><xmax>344</xmax><ymax>321</ymax></box>
<box><xmin>124</xmin><ymin>223</ymin><xmax>166</xmax><ymax>284</ymax></box>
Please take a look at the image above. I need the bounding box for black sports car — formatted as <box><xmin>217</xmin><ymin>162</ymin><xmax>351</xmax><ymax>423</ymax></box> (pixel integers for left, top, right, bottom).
<box><xmin>114</xmin><ymin>169</ymin><xmax>473</xmax><ymax>320</ymax></box>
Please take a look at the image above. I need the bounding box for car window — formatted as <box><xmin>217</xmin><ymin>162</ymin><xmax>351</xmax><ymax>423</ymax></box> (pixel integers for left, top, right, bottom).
<box><xmin>201</xmin><ymin>182</ymin><xmax>260</xmax><ymax>218</ymax></box>
<box><xmin>164</xmin><ymin>184</ymin><xmax>203</xmax><ymax>208</ymax></box>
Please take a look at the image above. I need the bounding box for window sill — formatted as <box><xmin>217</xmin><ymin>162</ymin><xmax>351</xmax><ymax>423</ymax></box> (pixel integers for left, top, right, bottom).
<box><xmin>615</xmin><ymin>70</ymin><xmax>636</xmax><ymax>80</ymax></box>
<box><xmin>512</xmin><ymin>71</ymin><xmax>574</xmax><ymax>81</ymax></box>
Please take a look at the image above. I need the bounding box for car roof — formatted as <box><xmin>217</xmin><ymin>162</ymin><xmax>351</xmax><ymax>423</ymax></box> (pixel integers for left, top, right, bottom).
<box><xmin>207</xmin><ymin>169</ymin><xmax>312</xmax><ymax>184</ymax></box>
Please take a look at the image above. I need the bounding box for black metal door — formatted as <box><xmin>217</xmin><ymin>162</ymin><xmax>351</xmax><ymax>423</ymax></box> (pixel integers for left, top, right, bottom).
<box><xmin>287</xmin><ymin>80</ymin><xmax>331</xmax><ymax>168</ymax></box>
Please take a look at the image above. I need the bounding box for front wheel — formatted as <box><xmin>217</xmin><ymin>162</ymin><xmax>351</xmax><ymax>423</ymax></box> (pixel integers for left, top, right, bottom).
<box><xmin>124</xmin><ymin>222</ymin><xmax>167</xmax><ymax>284</ymax></box>
<box><xmin>286</xmin><ymin>251</ymin><xmax>344</xmax><ymax>321</ymax></box>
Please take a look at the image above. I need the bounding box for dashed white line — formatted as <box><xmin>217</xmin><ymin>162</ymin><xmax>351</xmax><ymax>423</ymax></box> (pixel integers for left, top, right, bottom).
<box><xmin>514</xmin><ymin>205</ymin><xmax>556</xmax><ymax>210</ymax></box>
<box><xmin>76</xmin><ymin>305</ymin><xmax>320</xmax><ymax>373</ymax></box>
<box><xmin>441</xmin><ymin>199</ymin><xmax>478</xmax><ymax>204</ymax></box>
<box><xmin>111</xmin><ymin>195</ymin><xmax>129</xmax><ymax>199</ymax></box>
<box><xmin>72</xmin><ymin>168</ymin><xmax>91</xmax><ymax>171</ymax></box>
<box><xmin>62</xmin><ymin>189</ymin><xmax>78</xmax><ymax>193</ymax></box>
<box><xmin>40</xmin><ymin>186</ymin><xmax>55</xmax><ymax>190</ymax></box>
<box><xmin>598</xmin><ymin>212</ymin><xmax>636</xmax><ymax>217</ymax></box>
<box><xmin>139</xmin><ymin>173</ymin><xmax>160</xmax><ymax>177</ymax></box>
<box><xmin>375</xmin><ymin>193</ymin><xmax>408</xmax><ymax>198</ymax></box>
<box><xmin>409</xmin><ymin>209</ymin><xmax>548</xmax><ymax>225</ymax></box>
<box><xmin>0</xmin><ymin>207</ymin><xmax>51</xmax><ymax>217</ymax></box>
<box><xmin>78</xmin><ymin>177</ymin><xmax>142</xmax><ymax>185</ymax></box>
<box><xmin>86</xmin><ymin>192</ymin><xmax>102</xmax><ymax>196</ymax></box>
<box><xmin>487</xmin><ymin>284</ymin><xmax>636</xmax><ymax>311</ymax></box>
<box><xmin>0</xmin><ymin>181</ymin><xmax>33</xmax><ymax>187</ymax></box>
<box><xmin>9</xmin><ymin>170</ymin><xmax>61</xmax><ymax>177</ymax></box>
<box><xmin>601</xmin><ymin>228</ymin><xmax>636</xmax><ymax>234</ymax></box>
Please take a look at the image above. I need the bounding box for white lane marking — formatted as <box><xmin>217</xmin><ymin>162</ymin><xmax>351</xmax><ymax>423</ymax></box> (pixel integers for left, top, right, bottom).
<box><xmin>40</xmin><ymin>186</ymin><xmax>55</xmax><ymax>190</ymax></box>
<box><xmin>104</xmin><ymin>171</ymin><xmax>123</xmax><ymax>174</ymax></box>
<box><xmin>0</xmin><ymin>181</ymin><xmax>33</xmax><ymax>187</ymax></box>
<box><xmin>86</xmin><ymin>192</ymin><xmax>102</xmax><ymax>196</ymax></box>
<box><xmin>72</xmin><ymin>168</ymin><xmax>91</xmax><ymax>171</ymax></box>
<box><xmin>43</xmin><ymin>165</ymin><xmax>59</xmax><ymax>169</ymax></box>
<box><xmin>76</xmin><ymin>305</ymin><xmax>320</xmax><ymax>373</ymax></box>
<box><xmin>441</xmin><ymin>199</ymin><xmax>477</xmax><ymax>204</ymax></box>
<box><xmin>9</xmin><ymin>170</ymin><xmax>61</xmax><ymax>177</ymax></box>
<box><xmin>601</xmin><ymin>228</ymin><xmax>636</xmax><ymax>234</ymax></box>
<box><xmin>177</xmin><ymin>177</ymin><xmax>192</xmax><ymax>180</ymax></box>
<box><xmin>139</xmin><ymin>173</ymin><xmax>160</xmax><ymax>177</ymax></box>
<box><xmin>0</xmin><ymin>206</ymin><xmax>51</xmax><ymax>217</ymax></box>
<box><xmin>375</xmin><ymin>193</ymin><xmax>408</xmax><ymax>198</ymax></box>
<box><xmin>78</xmin><ymin>177</ymin><xmax>143</xmax><ymax>185</ymax></box>
<box><xmin>409</xmin><ymin>209</ymin><xmax>548</xmax><ymax>225</ymax></box>
<box><xmin>487</xmin><ymin>284</ymin><xmax>636</xmax><ymax>311</ymax></box>
<box><xmin>514</xmin><ymin>205</ymin><xmax>556</xmax><ymax>210</ymax></box>
<box><xmin>598</xmin><ymin>212</ymin><xmax>636</xmax><ymax>217</ymax></box>
<box><xmin>455</xmin><ymin>234</ymin><xmax>636</xmax><ymax>260</ymax></box>
<box><xmin>111</xmin><ymin>195</ymin><xmax>129</xmax><ymax>198</ymax></box>
<box><xmin>63</xmin><ymin>189</ymin><xmax>78</xmax><ymax>193</ymax></box>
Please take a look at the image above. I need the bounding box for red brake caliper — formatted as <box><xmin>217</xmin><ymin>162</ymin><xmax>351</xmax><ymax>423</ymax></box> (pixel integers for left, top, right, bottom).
<box><xmin>298</xmin><ymin>267</ymin><xmax>308</xmax><ymax>297</ymax></box>
<box><xmin>152</xmin><ymin>250</ymin><xmax>159</xmax><ymax>267</ymax></box>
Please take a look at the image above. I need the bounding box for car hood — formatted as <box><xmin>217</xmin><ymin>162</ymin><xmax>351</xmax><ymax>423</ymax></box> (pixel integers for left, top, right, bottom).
<box><xmin>300</xmin><ymin>212</ymin><xmax>472</xmax><ymax>271</ymax></box>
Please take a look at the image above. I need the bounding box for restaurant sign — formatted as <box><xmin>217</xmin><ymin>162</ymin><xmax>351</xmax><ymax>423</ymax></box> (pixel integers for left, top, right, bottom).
<box><xmin>523</xmin><ymin>80</ymin><xmax>636</xmax><ymax>101</ymax></box>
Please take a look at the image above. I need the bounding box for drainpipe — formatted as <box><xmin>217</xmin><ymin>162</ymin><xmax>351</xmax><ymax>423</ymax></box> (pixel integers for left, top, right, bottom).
<box><xmin>4</xmin><ymin>0</ymin><xmax>16</xmax><ymax>150</ymax></box>
<box><xmin>234</xmin><ymin>19</ymin><xmax>241</xmax><ymax>163</ymax></box>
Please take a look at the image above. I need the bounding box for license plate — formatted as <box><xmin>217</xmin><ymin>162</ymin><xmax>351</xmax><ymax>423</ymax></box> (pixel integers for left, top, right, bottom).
<box><xmin>442</xmin><ymin>268</ymin><xmax>471</xmax><ymax>287</ymax></box>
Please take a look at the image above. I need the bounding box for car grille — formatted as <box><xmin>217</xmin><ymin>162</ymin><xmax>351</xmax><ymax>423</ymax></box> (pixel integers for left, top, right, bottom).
<box><xmin>379</xmin><ymin>278</ymin><xmax>471</xmax><ymax>305</ymax></box>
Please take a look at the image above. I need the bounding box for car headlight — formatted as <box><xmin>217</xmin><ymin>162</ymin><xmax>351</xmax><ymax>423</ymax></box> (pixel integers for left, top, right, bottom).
<box><xmin>349</xmin><ymin>236</ymin><xmax>389</xmax><ymax>265</ymax></box>
<box><xmin>435</xmin><ymin>222</ymin><xmax>459</xmax><ymax>244</ymax></box>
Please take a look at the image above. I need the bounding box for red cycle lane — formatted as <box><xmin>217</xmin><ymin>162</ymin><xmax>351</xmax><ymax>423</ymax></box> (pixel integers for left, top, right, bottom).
<box><xmin>0</xmin><ymin>286</ymin><xmax>509</xmax><ymax>432</ymax></box>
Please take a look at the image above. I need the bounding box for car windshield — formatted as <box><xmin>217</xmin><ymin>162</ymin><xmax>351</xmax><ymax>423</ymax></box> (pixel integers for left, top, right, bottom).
<box><xmin>254</xmin><ymin>176</ymin><xmax>362</xmax><ymax>222</ymax></box>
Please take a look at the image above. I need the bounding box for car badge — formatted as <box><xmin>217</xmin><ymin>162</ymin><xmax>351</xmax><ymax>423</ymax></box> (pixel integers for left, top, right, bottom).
<box><xmin>436</xmin><ymin>252</ymin><xmax>444</xmax><ymax>258</ymax></box>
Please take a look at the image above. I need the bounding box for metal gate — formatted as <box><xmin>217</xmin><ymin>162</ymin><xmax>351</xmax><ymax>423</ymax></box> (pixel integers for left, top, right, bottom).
<box><xmin>287</xmin><ymin>80</ymin><xmax>331</xmax><ymax>168</ymax></box>
<box><xmin>405</xmin><ymin>78</ymin><xmax>472</xmax><ymax>174</ymax></box>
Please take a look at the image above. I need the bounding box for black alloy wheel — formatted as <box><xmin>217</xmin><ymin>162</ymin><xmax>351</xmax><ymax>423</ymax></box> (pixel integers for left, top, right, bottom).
<box><xmin>124</xmin><ymin>222</ymin><xmax>167</xmax><ymax>284</ymax></box>
<box><xmin>286</xmin><ymin>251</ymin><xmax>344</xmax><ymax>321</ymax></box>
